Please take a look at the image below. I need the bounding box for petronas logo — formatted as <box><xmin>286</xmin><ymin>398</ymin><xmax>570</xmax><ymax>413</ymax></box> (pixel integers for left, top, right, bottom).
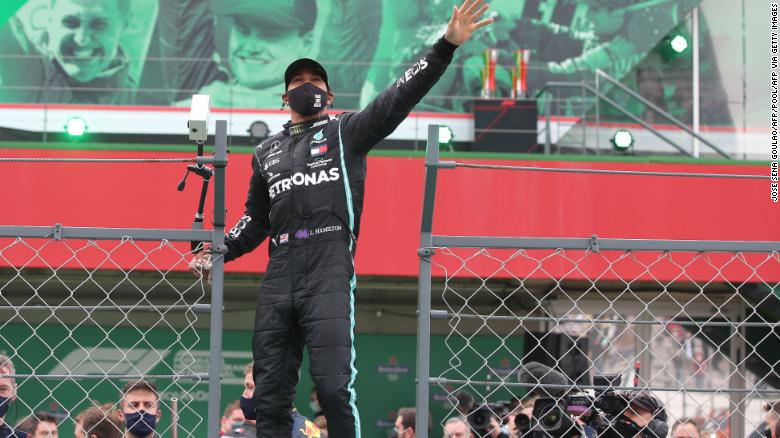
<box><xmin>313</xmin><ymin>130</ymin><xmax>324</xmax><ymax>141</ymax></box>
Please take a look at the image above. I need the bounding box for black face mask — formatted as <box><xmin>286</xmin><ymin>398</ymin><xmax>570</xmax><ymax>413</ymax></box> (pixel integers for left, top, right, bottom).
<box><xmin>286</xmin><ymin>82</ymin><xmax>328</xmax><ymax>116</ymax></box>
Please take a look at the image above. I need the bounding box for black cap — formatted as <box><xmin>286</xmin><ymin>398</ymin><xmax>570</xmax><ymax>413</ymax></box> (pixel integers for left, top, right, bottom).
<box><xmin>284</xmin><ymin>58</ymin><xmax>329</xmax><ymax>91</ymax></box>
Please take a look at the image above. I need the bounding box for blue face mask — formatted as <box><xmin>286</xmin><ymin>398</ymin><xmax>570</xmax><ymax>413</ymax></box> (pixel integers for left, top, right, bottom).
<box><xmin>0</xmin><ymin>396</ymin><xmax>10</xmax><ymax>418</ymax></box>
<box><xmin>240</xmin><ymin>396</ymin><xmax>256</xmax><ymax>420</ymax></box>
<box><xmin>124</xmin><ymin>410</ymin><xmax>157</xmax><ymax>437</ymax></box>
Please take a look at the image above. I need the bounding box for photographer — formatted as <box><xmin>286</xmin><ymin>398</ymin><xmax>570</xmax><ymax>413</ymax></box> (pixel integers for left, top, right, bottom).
<box><xmin>516</xmin><ymin>362</ymin><xmax>668</xmax><ymax>438</ymax></box>
<box><xmin>607</xmin><ymin>391</ymin><xmax>668</xmax><ymax>438</ymax></box>
<box><xmin>466</xmin><ymin>405</ymin><xmax>509</xmax><ymax>438</ymax></box>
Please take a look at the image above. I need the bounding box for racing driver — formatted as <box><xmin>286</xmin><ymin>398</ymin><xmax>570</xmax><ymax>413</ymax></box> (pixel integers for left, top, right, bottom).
<box><xmin>191</xmin><ymin>1</ymin><xmax>493</xmax><ymax>437</ymax></box>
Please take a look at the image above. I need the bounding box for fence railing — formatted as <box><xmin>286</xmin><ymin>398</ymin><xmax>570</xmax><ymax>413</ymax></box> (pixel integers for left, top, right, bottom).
<box><xmin>415</xmin><ymin>125</ymin><xmax>779</xmax><ymax>438</ymax></box>
<box><xmin>0</xmin><ymin>121</ymin><xmax>228</xmax><ymax>437</ymax></box>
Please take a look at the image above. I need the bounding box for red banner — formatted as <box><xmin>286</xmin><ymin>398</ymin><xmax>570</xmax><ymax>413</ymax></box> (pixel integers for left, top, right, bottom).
<box><xmin>2</xmin><ymin>149</ymin><xmax>777</xmax><ymax>281</ymax></box>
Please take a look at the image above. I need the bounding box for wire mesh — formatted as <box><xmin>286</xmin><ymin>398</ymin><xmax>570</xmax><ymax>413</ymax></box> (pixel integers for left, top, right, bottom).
<box><xmin>427</xmin><ymin>245</ymin><xmax>780</xmax><ymax>438</ymax></box>
<box><xmin>0</xmin><ymin>234</ymin><xmax>216</xmax><ymax>437</ymax></box>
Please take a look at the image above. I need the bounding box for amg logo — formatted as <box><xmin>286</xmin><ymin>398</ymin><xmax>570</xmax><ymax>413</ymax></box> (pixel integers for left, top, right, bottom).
<box><xmin>268</xmin><ymin>168</ymin><xmax>340</xmax><ymax>199</ymax></box>
<box><xmin>395</xmin><ymin>57</ymin><xmax>429</xmax><ymax>88</ymax></box>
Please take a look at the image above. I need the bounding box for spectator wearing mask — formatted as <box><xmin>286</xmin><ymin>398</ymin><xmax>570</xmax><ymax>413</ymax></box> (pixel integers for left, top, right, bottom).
<box><xmin>219</xmin><ymin>401</ymin><xmax>245</xmax><ymax>436</ymax></box>
<box><xmin>392</xmin><ymin>407</ymin><xmax>431</xmax><ymax>438</ymax></box>
<box><xmin>222</xmin><ymin>363</ymin><xmax>320</xmax><ymax>438</ymax></box>
<box><xmin>116</xmin><ymin>381</ymin><xmax>161</xmax><ymax>438</ymax></box>
<box><xmin>15</xmin><ymin>413</ymin><xmax>58</xmax><ymax>438</ymax></box>
<box><xmin>0</xmin><ymin>355</ymin><xmax>26</xmax><ymax>438</ymax></box>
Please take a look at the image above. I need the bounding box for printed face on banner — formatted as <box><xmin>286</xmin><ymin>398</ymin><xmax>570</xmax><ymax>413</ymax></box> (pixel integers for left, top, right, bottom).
<box><xmin>47</xmin><ymin>0</ymin><xmax>127</xmax><ymax>83</ymax></box>
<box><xmin>229</xmin><ymin>16</ymin><xmax>312</xmax><ymax>90</ymax></box>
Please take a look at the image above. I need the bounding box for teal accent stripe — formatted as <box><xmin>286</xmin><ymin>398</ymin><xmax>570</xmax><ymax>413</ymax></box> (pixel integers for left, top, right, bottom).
<box><xmin>338</xmin><ymin>118</ymin><xmax>361</xmax><ymax>438</ymax></box>
<box><xmin>337</xmin><ymin>120</ymin><xmax>356</xmax><ymax>242</ymax></box>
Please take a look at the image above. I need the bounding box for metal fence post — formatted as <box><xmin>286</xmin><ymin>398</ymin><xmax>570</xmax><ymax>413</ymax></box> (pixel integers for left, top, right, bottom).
<box><xmin>415</xmin><ymin>124</ymin><xmax>441</xmax><ymax>438</ymax></box>
<box><xmin>544</xmin><ymin>98</ymin><xmax>551</xmax><ymax>155</ymax></box>
<box><xmin>207</xmin><ymin>120</ymin><xmax>228</xmax><ymax>438</ymax></box>
<box><xmin>729</xmin><ymin>302</ymin><xmax>747</xmax><ymax>438</ymax></box>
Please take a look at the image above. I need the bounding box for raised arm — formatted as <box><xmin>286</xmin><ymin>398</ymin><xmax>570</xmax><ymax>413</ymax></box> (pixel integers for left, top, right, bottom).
<box><xmin>224</xmin><ymin>154</ymin><xmax>271</xmax><ymax>262</ymax></box>
<box><xmin>339</xmin><ymin>0</ymin><xmax>493</xmax><ymax>155</ymax></box>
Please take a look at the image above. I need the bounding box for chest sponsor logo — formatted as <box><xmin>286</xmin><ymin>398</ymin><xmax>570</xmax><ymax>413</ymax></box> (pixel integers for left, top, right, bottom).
<box><xmin>310</xmin><ymin>130</ymin><xmax>327</xmax><ymax>144</ymax></box>
<box><xmin>263</xmin><ymin>158</ymin><xmax>280</xmax><ymax>171</ymax></box>
<box><xmin>307</xmin><ymin>157</ymin><xmax>332</xmax><ymax>169</ymax></box>
<box><xmin>311</xmin><ymin>145</ymin><xmax>328</xmax><ymax>157</ymax></box>
<box><xmin>267</xmin><ymin>148</ymin><xmax>284</xmax><ymax>158</ymax></box>
<box><xmin>268</xmin><ymin>167</ymin><xmax>340</xmax><ymax>199</ymax></box>
<box><xmin>395</xmin><ymin>56</ymin><xmax>428</xmax><ymax>88</ymax></box>
<box><xmin>266</xmin><ymin>171</ymin><xmax>280</xmax><ymax>182</ymax></box>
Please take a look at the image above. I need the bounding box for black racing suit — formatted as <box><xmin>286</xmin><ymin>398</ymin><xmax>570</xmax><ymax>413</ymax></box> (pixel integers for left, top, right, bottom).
<box><xmin>224</xmin><ymin>36</ymin><xmax>458</xmax><ymax>438</ymax></box>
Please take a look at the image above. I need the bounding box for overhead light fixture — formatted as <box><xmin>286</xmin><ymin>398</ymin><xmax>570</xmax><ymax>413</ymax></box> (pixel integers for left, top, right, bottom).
<box><xmin>438</xmin><ymin>125</ymin><xmax>454</xmax><ymax>149</ymax></box>
<box><xmin>64</xmin><ymin>117</ymin><xmax>87</xmax><ymax>137</ymax></box>
<box><xmin>611</xmin><ymin>129</ymin><xmax>634</xmax><ymax>152</ymax></box>
<box><xmin>670</xmin><ymin>35</ymin><xmax>688</xmax><ymax>53</ymax></box>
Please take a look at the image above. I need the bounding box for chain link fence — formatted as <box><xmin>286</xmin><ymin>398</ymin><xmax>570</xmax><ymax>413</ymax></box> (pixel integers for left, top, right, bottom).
<box><xmin>0</xmin><ymin>122</ymin><xmax>228</xmax><ymax>438</ymax></box>
<box><xmin>415</xmin><ymin>125</ymin><xmax>780</xmax><ymax>438</ymax></box>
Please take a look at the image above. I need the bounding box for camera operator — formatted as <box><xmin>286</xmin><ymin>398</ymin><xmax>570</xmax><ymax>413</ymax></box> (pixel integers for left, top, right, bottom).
<box><xmin>607</xmin><ymin>390</ymin><xmax>668</xmax><ymax>438</ymax></box>
<box><xmin>466</xmin><ymin>405</ymin><xmax>510</xmax><ymax>438</ymax></box>
<box><xmin>506</xmin><ymin>395</ymin><xmax>538</xmax><ymax>437</ymax></box>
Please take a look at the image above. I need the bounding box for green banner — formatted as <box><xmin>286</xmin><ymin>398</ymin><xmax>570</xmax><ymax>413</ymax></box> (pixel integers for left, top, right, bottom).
<box><xmin>0</xmin><ymin>0</ymin><xmax>701</xmax><ymax>113</ymax></box>
<box><xmin>0</xmin><ymin>323</ymin><xmax>523</xmax><ymax>438</ymax></box>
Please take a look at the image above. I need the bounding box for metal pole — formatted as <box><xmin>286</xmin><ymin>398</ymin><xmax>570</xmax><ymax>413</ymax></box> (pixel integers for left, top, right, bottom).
<box><xmin>634</xmin><ymin>314</ymin><xmax>653</xmax><ymax>388</ymax></box>
<box><xmin>545</xmin><ymin>96</ymin><xmax>551</xmax><ymax>155</ymax></box>
<box><xmin>581</xmin><ymin>76</ymin><xmax>586</xmax><ymax>155</ymax></box>
<box><xmin>415</xmin><ymin>124</ymin><xmax>440</xmax><ymax>438</ymax></box>
<box><xmin>171</xmin><ymin>398</ymin><xmax>179</xmax><ymax>438</ymax></box>
<box><xmin>207</xmin><ymin>119</ymin><xmax>228</xmax><ymax>438</ymax></box>
<box><xmin>692</xmin><ymin>6</ymin><xmax>701</xmax><ymax>158</ymax></box>
<box><xmin>728</xmin><ymin>302</ymin><xmax>747</xmax><ymax>438</ymax></box>
<box><xmin>43</xmin><ymin>57</ymin><xmax>48</xmax><ymax>144</ymax></box>
<box><xmin>595</xmin><ymin>71</ymin><xmax>600</xmax><ymax>155</ymax></box>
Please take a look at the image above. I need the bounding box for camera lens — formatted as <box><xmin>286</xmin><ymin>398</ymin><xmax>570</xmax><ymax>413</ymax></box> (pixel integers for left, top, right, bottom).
<box><xmin>541</xmin><ymin>409</ymin><xmax>560</xmax><ymax>428</ymax></box>
<box><xmin>514</xmin><ymin>413</ymin><xmax>531</xmax><ymax>433</ymax></box>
